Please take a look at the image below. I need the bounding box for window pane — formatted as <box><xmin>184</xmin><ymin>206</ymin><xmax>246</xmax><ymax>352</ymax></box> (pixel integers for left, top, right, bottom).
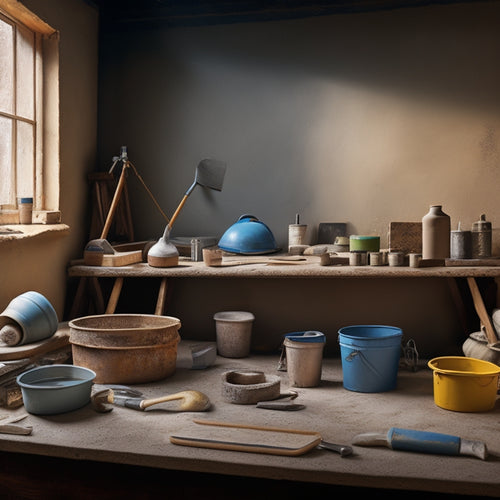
<box><xmin>0</xmin><ymin>18</ymin><xmax>14</xmax><ymax>114</ymax></box>
<box><xmin>16</xmin><ymin>120</ymin><xmax>34</xmax><ymax>198</ymax></box>
<box><xmin>16</xmin><ymin>24</ymin><xmax>35</xmax><ymax>120</ymax></box>
<box><xmin>0</xmin><ymin>116</ymin><xmax>13</xmax><ymax>205</ymax></box>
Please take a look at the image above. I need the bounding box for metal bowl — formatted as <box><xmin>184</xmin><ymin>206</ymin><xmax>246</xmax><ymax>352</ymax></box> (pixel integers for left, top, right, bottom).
<box><xmin>17</xmin><ymin>364</ymin><xmax>96</xmax><ymax>415</ymax></box>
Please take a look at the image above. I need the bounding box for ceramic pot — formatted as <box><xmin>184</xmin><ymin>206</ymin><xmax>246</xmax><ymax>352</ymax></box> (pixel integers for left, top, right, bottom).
<box><xmin>422</xmin><ymin>205</ymin><xmax>450</xmax><ymax>259</ymax></box>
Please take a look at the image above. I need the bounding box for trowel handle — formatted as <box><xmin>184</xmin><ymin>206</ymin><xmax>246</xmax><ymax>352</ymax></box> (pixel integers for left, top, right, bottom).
<box><xmin>389</xmin><ymin>427</ymin><xmax>488</xmax><ymax>460</ymax></box>
<box><xmin>389</xmin><ymin>428</ymin><xmax>461</xmax><ymax>456</ymax></box>
<box><xmin>168</xmin><ymin>194</ymin><xmax>188</xmax><ymax>230</ymax></box>
<box><xmin>140</xmin><ymin>393</ymin><xmax>185</xmax><ymax>409</ymax></box>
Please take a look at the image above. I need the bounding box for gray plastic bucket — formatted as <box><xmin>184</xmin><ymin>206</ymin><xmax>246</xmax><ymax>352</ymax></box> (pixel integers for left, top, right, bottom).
<box><xmin>338</xmin><ymin>325</ymin><xmax>402</xmax><ymax>393</ymax></box>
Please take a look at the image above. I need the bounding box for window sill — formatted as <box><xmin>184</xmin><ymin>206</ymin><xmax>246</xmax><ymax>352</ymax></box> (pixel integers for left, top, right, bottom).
<box><xmin>0</xmin><ymin>224</ymin><xmax>70</xmax><ymax>242</ymax></box>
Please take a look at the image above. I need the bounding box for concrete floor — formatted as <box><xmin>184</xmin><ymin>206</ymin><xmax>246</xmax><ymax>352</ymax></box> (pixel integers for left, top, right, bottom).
<box><xmin>0</xmin><ymin>340</ymin><xmax>499</xmax><ymax>498</ymax></box>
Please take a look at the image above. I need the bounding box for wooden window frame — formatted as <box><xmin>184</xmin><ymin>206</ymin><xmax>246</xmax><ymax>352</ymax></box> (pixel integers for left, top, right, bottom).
<box><xmin>0</xmin><ymin>0</ymin><xmax>60</xmax><ymax>225</ymax></box>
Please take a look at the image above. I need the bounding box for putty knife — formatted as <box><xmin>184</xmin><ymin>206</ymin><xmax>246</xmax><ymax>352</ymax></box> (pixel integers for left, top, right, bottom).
<box><xmin>352</xmin><ymin>427</ymin><xmax>487</xmax><ymax>460</ymax></box>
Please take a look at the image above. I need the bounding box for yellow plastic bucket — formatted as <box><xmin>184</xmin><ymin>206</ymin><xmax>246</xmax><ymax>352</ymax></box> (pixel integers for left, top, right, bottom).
<box><xmin>428</xmin><ymin>356</ymin><xmax>500</xmax><ymax>412</ymax></box>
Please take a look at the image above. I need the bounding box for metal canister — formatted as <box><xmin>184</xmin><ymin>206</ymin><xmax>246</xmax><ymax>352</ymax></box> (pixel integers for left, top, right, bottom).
<box><xmin>450</xmin><ymin>227</ymin><xmax>472</xmax><ymax>259</ymax></box>
<box><xmin>471</xmin><ymin>214</ymin><xmax>492</xmax><ymax>259</ymax></box>
<box><xmin>191</xmin><ymin>238</ymin><xmax>203</xmax><ymax>261</ymax></box>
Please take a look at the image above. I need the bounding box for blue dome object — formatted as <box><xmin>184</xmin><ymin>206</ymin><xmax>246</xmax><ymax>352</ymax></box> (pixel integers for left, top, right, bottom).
<box><xmin>218</xmin><ymin>214</ymin><xmax>279</xmax><ymax>255</ymax></box>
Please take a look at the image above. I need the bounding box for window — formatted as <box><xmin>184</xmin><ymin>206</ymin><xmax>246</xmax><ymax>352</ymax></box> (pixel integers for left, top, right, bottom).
<box><xmin>0</xmin><ymin>1</ymin><xmax>59</xmax><ymax>224</ymax></box>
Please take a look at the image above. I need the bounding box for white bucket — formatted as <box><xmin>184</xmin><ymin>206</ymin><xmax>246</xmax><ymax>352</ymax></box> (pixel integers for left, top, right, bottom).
<box><xmin>214</xmin><ymin>311</ymin><xmax>255</xmax><ymax>358</ymax></box>
<box><xmin>284</xmin><ymin>331</ymin><xmax>325</xmax><ymax>387</ymax></box>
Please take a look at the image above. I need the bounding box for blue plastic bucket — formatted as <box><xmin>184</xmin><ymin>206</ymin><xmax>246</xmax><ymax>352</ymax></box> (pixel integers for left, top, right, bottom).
<box><xmin>338</xmin><ymin>325</ymin><xmax>402</xmax><ymax>393</ymax></box>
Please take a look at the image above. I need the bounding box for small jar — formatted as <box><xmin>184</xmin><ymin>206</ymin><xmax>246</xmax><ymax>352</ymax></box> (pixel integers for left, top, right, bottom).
<box><xmin>369</xmin><ymin>252</ymin><xmax>383</xmax><ymax>266</ymax></box>
<box><xmin>388</xmin><ymin>252</ymin><xmax>404</xmax><ymax>267</ymax></box>
<box><xmin>409</xmin><ymin>253</ymin><xmax>422</xmax><ymax>268</ymax></box>
<box><xmin>18</xmin><ymin>197</ymin><xmax>33</xmax><ymax>224</ymax></box>
<box><xmin>349</xmin><ymin>251</ymin><xmax>367</xmax><ymax>266</ymax></box>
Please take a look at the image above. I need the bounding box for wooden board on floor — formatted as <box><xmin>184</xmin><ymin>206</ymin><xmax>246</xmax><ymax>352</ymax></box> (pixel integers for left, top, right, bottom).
<box><xmin>0</xmin><ymin>323</ymin><xmax>70</xmax><ymax>361</ymax></box>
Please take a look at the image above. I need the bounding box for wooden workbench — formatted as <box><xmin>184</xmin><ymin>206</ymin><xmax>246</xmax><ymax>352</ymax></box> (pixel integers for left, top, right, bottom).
<box><xmin>67</xmin><ymin>255</ymin><xmax>500</xmax><ymax>317</ymax></box>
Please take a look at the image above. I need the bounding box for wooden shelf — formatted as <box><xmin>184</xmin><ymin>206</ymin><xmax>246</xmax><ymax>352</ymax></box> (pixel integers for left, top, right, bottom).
<box><xmin>68</xmin><ymin>257</ymin><xmax>500</xmax><ymax>279</ymax></box>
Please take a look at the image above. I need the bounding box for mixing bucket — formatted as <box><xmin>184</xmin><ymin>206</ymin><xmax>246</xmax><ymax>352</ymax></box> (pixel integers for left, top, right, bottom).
<box><xmin>338</xmin><ymin>325</ymin><xmax>402</xmax><ymax>393</ymax></box>
<box><xmin>284</xmin><ymin>331</ymin><xmax>325</xmax><ymax>387</ymax></box>
<box><xmin>428</xmin><ymin>356</ymin><xmax>500</xmax><ymax>412</ymax></box>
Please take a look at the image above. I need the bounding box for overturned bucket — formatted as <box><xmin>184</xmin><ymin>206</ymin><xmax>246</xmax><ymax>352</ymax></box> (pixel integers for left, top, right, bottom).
<box><xmin>0</xmin><ymin>291</ymin><xmax>58</xmax><ymax>346</ymax></box>
<box><xmin>338</xmin><ymin>325</ymin><xmax>402</xmax><ymax>393</ymax></box>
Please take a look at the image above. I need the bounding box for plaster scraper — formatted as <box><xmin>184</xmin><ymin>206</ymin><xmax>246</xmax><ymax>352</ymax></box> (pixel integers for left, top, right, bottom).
<box><xmin>352</xmin><ymin>427</ymin><xmax>487</xmax><ymax>460</ymax></box>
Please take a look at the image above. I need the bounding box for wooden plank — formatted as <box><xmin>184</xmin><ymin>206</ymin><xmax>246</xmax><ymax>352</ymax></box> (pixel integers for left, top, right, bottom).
<box><xmin>0</xmin><ymin>324</ymin><xmax>70</xmax><ymax>361</ymax></box>
<box><xmin>84</xmin><ymin>250</ymin><xmax>143</xmax><ymax>267</ymax></box>
<box><xmin>446</xmin><ymin>258</ymin><xmax>500</xmax><ymax>267</ymax></box>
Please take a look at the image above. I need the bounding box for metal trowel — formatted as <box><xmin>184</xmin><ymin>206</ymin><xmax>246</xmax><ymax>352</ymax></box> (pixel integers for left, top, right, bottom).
<box><xmin>147</xmin><ymin>158</ymin><xmax>226</xmax><ymax>268</ymax></box>
<box><xmin>352</xmin><ymin>427</ymin><xmax>487</xmax><ymax>460</ymax></box>
<box><xmin>91</xmin><ymin>387</ymin><xmax>211</xmax><ymax>413</ymax></box>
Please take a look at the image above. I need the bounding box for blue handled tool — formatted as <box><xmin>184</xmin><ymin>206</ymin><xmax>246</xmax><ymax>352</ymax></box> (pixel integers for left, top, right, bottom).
<box><xmin>352</xmin><ymin>427</ymin><xmax>487</xmax><ymax>460</ymax></box>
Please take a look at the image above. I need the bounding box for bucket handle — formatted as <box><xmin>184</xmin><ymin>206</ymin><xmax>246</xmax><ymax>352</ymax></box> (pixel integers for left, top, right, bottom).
<box><xmin>345</xmin><ymin>350</ymin><xmax>384</xmax><ymax>379</ymax></box>
<box><xmin>277</xmin><ymin>341</ymin><xmax>287</xmax><ymax>371</ymax></box>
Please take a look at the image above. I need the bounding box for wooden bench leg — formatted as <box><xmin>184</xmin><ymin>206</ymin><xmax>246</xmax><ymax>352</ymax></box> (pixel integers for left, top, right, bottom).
<box><xmin>447</xmin><ymin>278</ymin><xmax>469</xmax><ymax>338</ymax></box>
<box><xmin>155</xmin><ymin>278</ymin><xmax>168</xmax><ymax>315</ymax></box>
<box><xmin>89</xmin><ymin>277</ymin><xmax>105</xmax><ymax>314</ymax></box>
<box><xmin>106</xmin><ymin>277</ymin><xmax>124</xmax><ymax>314</ymax></box>
<box><xmin>466</xmin><ymin>277</ymin><xmax>498</xmax><ymax>344</ymax></box>
<box><xmin>69</xmin><ymin>277</ymin><xmax>88</xmax><ymax>319</ymax></box>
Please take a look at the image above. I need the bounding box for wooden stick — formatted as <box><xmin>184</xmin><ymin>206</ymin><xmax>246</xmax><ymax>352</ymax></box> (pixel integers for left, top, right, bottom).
<box><xmin>466</xmin><ymin>277</ymin><xmax>498</xmax><ymax>344</ymax></box>
<box><xmin>100</xmin><ymin>163</ymin><xmax>128</xmax><ymax>240</ymax></box>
